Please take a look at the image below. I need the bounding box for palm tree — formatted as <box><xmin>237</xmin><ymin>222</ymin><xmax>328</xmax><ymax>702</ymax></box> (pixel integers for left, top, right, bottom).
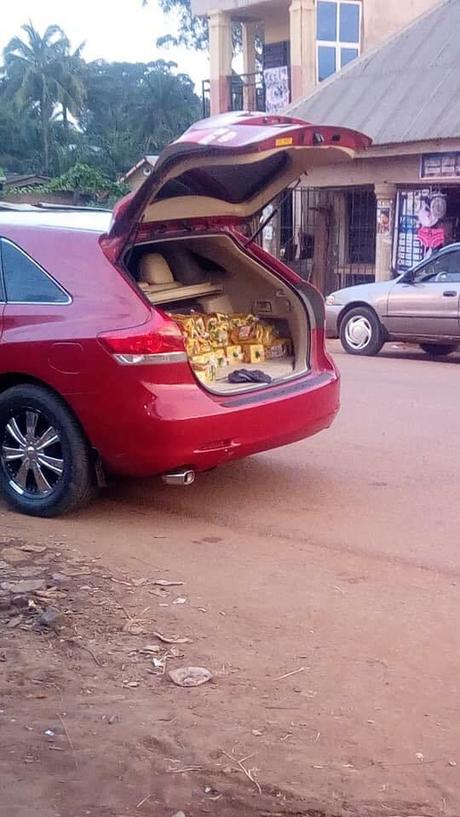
<box><xmin>4</xmin><ymin>23</ymin><xmax>85</xmax><ymax>173</ymax></box>
<box><xmin>140</xmin><ymin>61</ymin><xmax>201</xmax><ymax>151</ymax></box>
<box><xmin>55</xmin><ymin>43</ymin><xmax>86</xmax><ymax>133</ymax></box>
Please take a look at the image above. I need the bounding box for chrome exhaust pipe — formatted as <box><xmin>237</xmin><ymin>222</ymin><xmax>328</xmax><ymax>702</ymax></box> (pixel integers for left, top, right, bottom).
<box><xmin>161</xmin><ymin>469</ymin><xmax>195</xmax><ymax>486</ymax></box>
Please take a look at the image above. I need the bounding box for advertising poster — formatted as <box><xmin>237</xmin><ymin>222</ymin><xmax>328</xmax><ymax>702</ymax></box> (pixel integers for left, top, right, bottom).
<box><xmin>263</xmin><ymin>66</ymin><xmax>290</xmax><ymax>113</ymax></box>
<box><xmin>421</xmin><ymin>152</ymin><xmax>460</xmax><ymax>179</ymax></box>
<box><xmin>393</xmin><ymin>189</ymin><xmax>449</xmax><ymax>273</ymax></box>
<box><xmin>393</xmin><ymin>190</ymin><xmax>427</xmax><ymax>272</ymax></box>
<box><xmin>377</xmin><ymin>200</ymin><xmax>392</xmax><ymax>235</ymax></box>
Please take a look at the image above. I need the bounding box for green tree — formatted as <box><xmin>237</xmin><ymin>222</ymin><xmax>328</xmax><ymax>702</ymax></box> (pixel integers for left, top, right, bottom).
<box><xmin>3</xmin><ymin>23</ymin><xmax>85</xmax><ymax>173</ymax></box>
<box><xmin>141</xmin><ymin>0</ymin><xmax>246</xmax><ymax>53</ymax></box>
<box><xmin>153</xmin><ymin>0</ymin><xmax>210</xmax><ymax>51</ymax></box>
<box><xmin>0</xmin><ymin>80</ymin><xmax>42</xmax><ymax>172</ymax></box>
<box><xmin>0</xmin><ymin>24</ymin><xmax>201</xmax><ymax>182</ymax></box>
<box><xmin>138</xmin><ymin>60</ymin><xmax>202</xmax><ymax>149</ymax></box>
<box><xmin>82</xmin><ymin>60</ymin><xmax>201</xmax><ymax>176</ymax></box>
<box><xmin>5</xmin><ymin>163</ymin><xmax>128</xmax><ymax>206</ymax></box>
<box><xmin>55</xmin><ymin>43</ymin><xmax>86</xmax><ymax>133</ymax></box>
<box><xmin>44</xmin><ymin>162</ymin><xmax>127</xmax><ymax>203</ymax></box>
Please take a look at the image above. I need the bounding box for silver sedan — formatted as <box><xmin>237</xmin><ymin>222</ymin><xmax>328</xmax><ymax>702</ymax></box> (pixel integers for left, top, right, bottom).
<box><xmin>326</xmin><ymin>243</ymin><xmax>460</xmax><ymax>356</ymax></box>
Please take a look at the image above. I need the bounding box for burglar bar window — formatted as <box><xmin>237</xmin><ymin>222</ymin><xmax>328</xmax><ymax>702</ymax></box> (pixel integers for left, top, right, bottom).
<box><xmin>317</xmin><ymin>1</ymin><xmax>361</xmax><ymax>82</ymax></box>
<box><xmin>347</xmin><ymin>190</ymin><xmax>376</xmax><ymax>264</ymax></box>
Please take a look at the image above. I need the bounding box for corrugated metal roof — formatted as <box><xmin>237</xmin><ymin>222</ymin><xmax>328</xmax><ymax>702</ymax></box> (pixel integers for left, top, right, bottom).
<box><xmin>5</xmin><ymin>173</ymin><xmax>50</xmax><ymax>188</ymax></box>
<box><xmin>287</xmin><ymin>0</ymin><xmax>460</xmax><ymax>146</ymax></box>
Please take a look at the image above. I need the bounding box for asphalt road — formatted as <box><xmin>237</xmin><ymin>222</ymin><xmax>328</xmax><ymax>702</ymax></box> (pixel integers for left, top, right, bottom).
<box><xmin>4</xmin><ymin>341</ymin><xmax>460</xmax><ymax>814</ymax></box>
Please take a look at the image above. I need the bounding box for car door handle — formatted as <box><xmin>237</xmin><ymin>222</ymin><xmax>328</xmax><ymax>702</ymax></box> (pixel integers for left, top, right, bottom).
<box><xmin>442</xmin><ymin>290</ymin><xmax>458</xmax><ymax>297</ymax></box>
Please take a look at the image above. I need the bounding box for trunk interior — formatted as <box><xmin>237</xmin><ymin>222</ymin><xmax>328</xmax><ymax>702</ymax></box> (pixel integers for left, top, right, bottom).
<box><xmin>125</xmin><ymin>233</ymin><xmax>310</xmax><ymax>394</ymax></box>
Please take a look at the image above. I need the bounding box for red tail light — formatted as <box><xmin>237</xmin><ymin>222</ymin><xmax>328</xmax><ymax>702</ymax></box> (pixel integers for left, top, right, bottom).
<box><xmin>98</xmin><ymin>313</ymin><xmax>186</xmax><ymax>365</ymax></box>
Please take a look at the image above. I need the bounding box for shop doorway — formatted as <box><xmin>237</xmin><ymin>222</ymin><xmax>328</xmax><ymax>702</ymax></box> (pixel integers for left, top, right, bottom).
<box><xmin>278</xmin><ymin>185</ymin><xmax>376</xmax><ymax>293</ymax></box>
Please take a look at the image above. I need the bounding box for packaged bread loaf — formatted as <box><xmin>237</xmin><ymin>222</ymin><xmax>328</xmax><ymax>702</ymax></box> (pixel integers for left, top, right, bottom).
<box><xmin>225</xmin><ymin>344</ymin><xmax>243</xmax><ymax>363</ymax></box>
<box><xmin>229</xmin><ymin>314</ymin><xmax>258</xmax><ymax>343</ymax></box>
<box><xmin>265</xmin><ymin>338</ymin><xmax>292</xmax><ymax>360</ymax></box>
<box><xmin>206</xmin><ymin>313</ymin><xmax>230</xmax><ymax>347</ymax></box>
<box><xmin>190</xmin><ymin>353</ymin><xmax>217</xmax><ymax>384</ymax></box>
<box><xmin>242</xmin><ymin>344</ymin><xmax>265</xmax><ymax>364</ymax></box>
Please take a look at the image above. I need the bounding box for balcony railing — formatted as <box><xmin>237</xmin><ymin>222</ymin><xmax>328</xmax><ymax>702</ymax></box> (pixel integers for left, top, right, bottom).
<box><xmin>231</xmin><ymin>72</ymin><xmax>266</xmax><ymax>112</ymax></box>
<box><xmin>201</xmin><ymin>82</ymin><xmax>210</xmax><ymax>119</ymax></box>
<box><xmin>202</xmin><ymin>72</ymin><xmax>266</xmax><ymax>117</ymax></box>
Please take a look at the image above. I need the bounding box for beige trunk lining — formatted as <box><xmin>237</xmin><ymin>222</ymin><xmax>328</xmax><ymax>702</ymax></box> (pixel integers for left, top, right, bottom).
<box><xmin>133</xmin><ymin>233</ymin><xmax>309</xmax><ymax>395</ymax></box>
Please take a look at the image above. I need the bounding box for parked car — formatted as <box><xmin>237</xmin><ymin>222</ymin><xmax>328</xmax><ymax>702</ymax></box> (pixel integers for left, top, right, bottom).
<box><xmin>326</xmin><ymin>243</ymin><xmax>460</xmax><ymax>356</ymax></box>
<box><xmin>0</xmin><ymin>112</ymin><xmax>370</xmax><ymax>517</ymax></box>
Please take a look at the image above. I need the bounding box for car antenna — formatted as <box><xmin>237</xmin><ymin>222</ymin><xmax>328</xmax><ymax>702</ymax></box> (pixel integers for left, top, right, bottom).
<box><xmin>245</xmin><ymin>180</ymin><xmax>300</xmax><ymax>247</ymax></box>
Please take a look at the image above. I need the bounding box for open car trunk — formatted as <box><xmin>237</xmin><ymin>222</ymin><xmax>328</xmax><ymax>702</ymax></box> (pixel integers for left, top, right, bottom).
<box><xmin>103</xmin><ymin>113</ymin><xmax>371</xmax><ymax>265</ymax></box>
<box><xmin>108</xmin><ymin>114</ymin><xmax>371</xmax><ymax>394</ymax></box>
<box><xmin>125</xmin><ymin>233</ymin><xmax>309</xmax><ymax>394</ymax></box>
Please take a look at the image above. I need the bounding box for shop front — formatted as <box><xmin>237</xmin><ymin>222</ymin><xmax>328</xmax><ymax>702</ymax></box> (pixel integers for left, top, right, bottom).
<box><xmin>274</xmin><ymin>148</ymin><xmax>460</xmax><ymax>292</ymax></box>
<box><xmin>393</xmin><ymin>153</ymin><xmax>460</xmax><ymax>274</ymax></box>
<box><xmin>275</xmin><ymin>184</ymin><xmax>377</xmax><ymax>294</ymax></box>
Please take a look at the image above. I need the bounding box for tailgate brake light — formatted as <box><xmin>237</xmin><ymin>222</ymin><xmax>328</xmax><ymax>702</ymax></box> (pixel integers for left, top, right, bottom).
<box><xmin>98</xmin><ymin>314</ymin><xmax>187</xmax><ymax>366</ymax></box>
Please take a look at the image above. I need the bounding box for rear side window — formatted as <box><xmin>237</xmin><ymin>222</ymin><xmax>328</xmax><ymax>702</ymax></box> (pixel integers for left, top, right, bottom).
<box><xmin>0</xmin><ymin>239</ymin><xmax>69</xmax><ymax>304</ymax></box>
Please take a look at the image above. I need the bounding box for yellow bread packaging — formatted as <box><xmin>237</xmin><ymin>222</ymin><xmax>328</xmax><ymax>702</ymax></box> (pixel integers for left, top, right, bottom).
<box><xmin>242</xmin><ymin>344</ymin><xmax>265</xmax><ymax>364</ymax></box>
<box><xmin>229</xmin><ymin>314</ymin><xmax>258</xmax><ymax>343</ymax></box>
<box><xmin>168</xmin><ymin>311</ymin><xmax>288</xmax><ymax>369</ymax></box>
<box><xmin>265</xmin><ymin>339</ymin><xmax>292</xmax><ymax>360</ymax></box>
<box><xmin>225</xmin><ymin>345</ymin><xmax>243</xmax><ymax>363</ymax></box>
<box><xmin>206</xmin><ymin>313</ymin><xmax>230</xmax><ymax>347</ymax></box>
<box><xmin>190</xmin><ymin>353</ymin><xmax>217</xmax><ymax>384</ymax></box>
<box><xmin>211</xmin><ymin>349</ymin><xmax>227</xmax><ymax>368</ymax></box>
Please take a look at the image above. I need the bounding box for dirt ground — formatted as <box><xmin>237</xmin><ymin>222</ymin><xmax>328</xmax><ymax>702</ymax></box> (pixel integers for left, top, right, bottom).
<box><xmin>1</xmin><ymin>343</ymin><xmax>460</xmax><ymax>817</ymax></box>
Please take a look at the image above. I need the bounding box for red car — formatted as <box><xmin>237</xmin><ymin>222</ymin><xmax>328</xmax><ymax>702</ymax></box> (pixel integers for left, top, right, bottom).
<box><xmin>0</xmin><ymin>113</ymin><xmax>369</xmax><ymax>516</ymax></box>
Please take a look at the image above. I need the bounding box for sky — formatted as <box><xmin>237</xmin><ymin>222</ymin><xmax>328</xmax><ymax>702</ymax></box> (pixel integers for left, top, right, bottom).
<box><xmin>0</xmin><ymin>0</ymin><xmax>211</xmax><ymax>91</ymax></box>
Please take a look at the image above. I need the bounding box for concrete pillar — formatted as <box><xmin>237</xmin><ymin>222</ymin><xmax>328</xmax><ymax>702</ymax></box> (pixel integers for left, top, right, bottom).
<box><xmin>209</xmin><ymin>10</ymin><xmax>233</xmax><ymax>115</ymax></box>
<box><xmin>374</xmin><ymin>183</ymin><xmax>396</xmax><ymax>282</ymax></box>
<box><xmin>241</xmin><ymin>21</ymin><xmax>257</xmax><ymax>110</ymax></box>
<box><xmin>289</xmin><ymin>0</ymin><xmax>316</xmax><ymax>103</ymax></box>
<box><xmin>242</xmin><ymin>21</ymin><xmax>257</xmax><ymax>75</ymax></box>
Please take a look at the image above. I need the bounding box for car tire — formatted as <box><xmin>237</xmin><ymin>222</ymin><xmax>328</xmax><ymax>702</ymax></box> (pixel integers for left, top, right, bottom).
<box><xmin>419</xmin><ymin>343</ymin><xmax>457</xmax><ymax>357</ymax></box>
<box><xmin>0</xmin><ymin>384</ymin><xmax>95</xmax><ymax>518</ymax></box>
<box><xmin>339</xmin><ymin>307</ymin><xmax>384</xmax><ymax>356</ymax></box>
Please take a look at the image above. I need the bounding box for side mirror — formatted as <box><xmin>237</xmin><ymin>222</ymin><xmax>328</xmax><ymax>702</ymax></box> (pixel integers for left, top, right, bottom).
<box><xmin>402</xmin><ymin>269</ymin><xmax>415</xmax><ymax>284</ymax></box>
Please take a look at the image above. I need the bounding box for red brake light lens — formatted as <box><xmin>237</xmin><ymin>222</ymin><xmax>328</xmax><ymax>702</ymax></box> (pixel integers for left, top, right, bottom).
<box><xmin>98</xmin><ymin>313</ymin><xmax>185</xmax><ymax>364</ymax></box>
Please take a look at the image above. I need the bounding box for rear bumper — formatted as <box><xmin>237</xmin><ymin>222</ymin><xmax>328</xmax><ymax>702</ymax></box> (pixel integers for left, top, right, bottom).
<box><xmin>325</xmin><ymin>305</ymin><xmax>342</xmax><ymax>338</ymax></box>
<box><xmin>71</xmin><ymin>365</ymin><xmax>340</xmax><ymax>478</ymax></box>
